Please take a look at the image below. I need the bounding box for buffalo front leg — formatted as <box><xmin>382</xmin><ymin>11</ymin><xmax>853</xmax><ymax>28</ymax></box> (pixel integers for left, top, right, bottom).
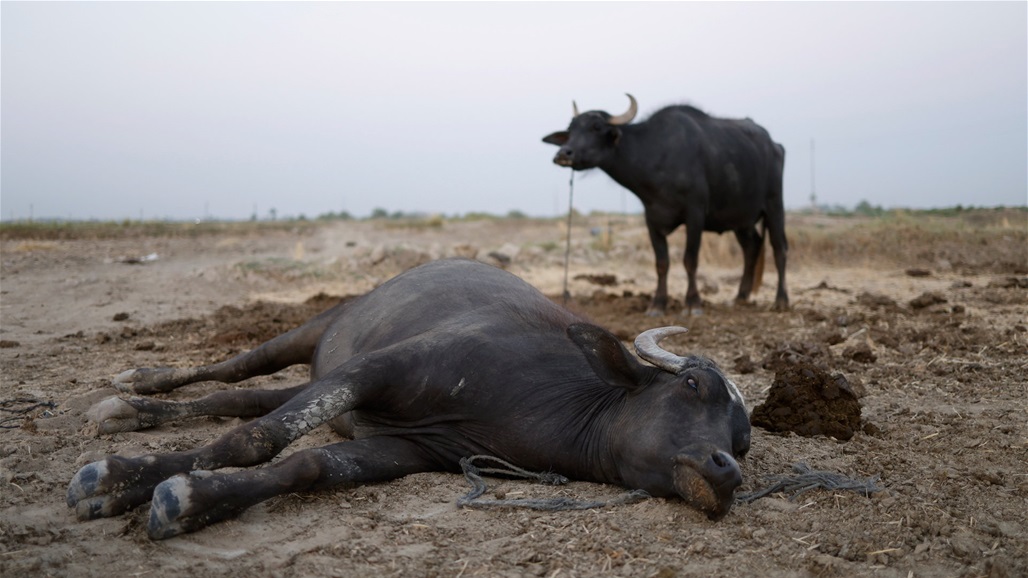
<box><xmin>89</xmin><ymin>384</ymin><xmax>309</xmax><ymax>434</ymax></box>
<box><xmin>682</xmin><ymin>219</ymin><xmax>705</xmax><ymax>315</ymax></box>
<box><xmin>113</xmin><ymin>299</ymin><xmax>346</xmax><ymax>394</ymax></box>
<box><xmin>147</xmin><ymin>437</ymin><xmax>437</xmax><ymax>539</ymax></box>
<box><xmin>644</xmin><ymin>223</ymin><xmax>671</xmax><ymax>316</ymax></box>
<box><xmin>68</xmin><ymin>364</ymin><xmax>366</xmax><ymax>520</ymax></box>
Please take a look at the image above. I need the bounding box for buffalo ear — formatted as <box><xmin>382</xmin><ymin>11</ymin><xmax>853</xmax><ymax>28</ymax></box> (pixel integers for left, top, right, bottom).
<box><xmin>542</xmin><ymin>131</ymin><xmax>569</xmax><ymax>146</ymax></box>
<box><xmin>605</xmin><ymin>125</ymin><xmax>622</xmax><ymax>146</ymax></box>
<box><xmin>567</xmin><ymin>323</ymin><xmax>653</xmax><ymax>391</ymax></box>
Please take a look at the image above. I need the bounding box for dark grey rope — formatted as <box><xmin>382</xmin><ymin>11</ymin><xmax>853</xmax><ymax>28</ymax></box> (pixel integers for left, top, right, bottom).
<box><xmin>0</xmin><ymin>397</ymin><xmax>57</xmax><ymax>429</ymax></box>
<box><xmin>457</xmin><ymin>455</ymin><xmax>649</xmax><ymax>511</ymax></box>
<box><xmin>562</xmin><ymin>170</ymin><xmax>575</xmax><ymax>305</ymax></box>
<box><xmin>736</xmin><ymin>462</ymin><xmax>882</xmax><ymax>503</ymax></box>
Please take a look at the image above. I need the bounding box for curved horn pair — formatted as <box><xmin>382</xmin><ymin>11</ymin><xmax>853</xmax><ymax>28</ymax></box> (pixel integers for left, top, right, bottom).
<box><xmin>635</xmin><ymin>326</ymin><xmax>690</xmax><ymax>373</ymax></box>
<box><xmin>571</xmin><ymin>93</ymin><xmax>638</xmax><ymax>125</ymax></box>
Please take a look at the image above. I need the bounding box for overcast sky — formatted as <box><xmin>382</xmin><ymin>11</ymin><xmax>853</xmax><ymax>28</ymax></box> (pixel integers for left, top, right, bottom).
<box><xmin>2</xmin><ymin>2</ymin><xmax>1026</xmax><ymax>222</ymax></box>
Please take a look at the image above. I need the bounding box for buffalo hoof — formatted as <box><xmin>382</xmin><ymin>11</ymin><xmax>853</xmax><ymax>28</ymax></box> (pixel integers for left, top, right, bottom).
<box><xmin>149</xmin><ymin>473</ymin><xmax>199</xmax><ymax>540</ymax></box>
<box><xmin>148</xmin><ymin>471</ymin><xmax>221</xmax><ymax>540</ymax></box>
<box><xmin>113</xmin><ymin>367</ymin><xmax>182</xmax><ymax>394</ymax></box>
<box><xmin>771</xmin><ymin>300</ymin><xmax>790</xmax><ymax>312</ymax></box>
<box><xmin>67</xmin><ymin>459</ymin><xmax>107</xmax><ymax>510</ymax></box>
<box><xmin>88</xmin><ymin>397</ymin><xmax>142</xmax><ymax>434</ymax></box>
<box><xmin>67</xmin><ymin>458</ymin><xmax>153</xmax><ymax>520</ymax></box>
<box><xmin>67</xmin><ymin>455</ymin><xmax>169</xmax><ymax>520</ymax></box>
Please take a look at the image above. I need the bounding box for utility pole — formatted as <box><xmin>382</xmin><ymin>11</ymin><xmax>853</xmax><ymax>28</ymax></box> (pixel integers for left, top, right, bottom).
<box><xmin>809</xmin><ymin>139</ymin><xmax>817</xmax><ymax>211</ymax></box>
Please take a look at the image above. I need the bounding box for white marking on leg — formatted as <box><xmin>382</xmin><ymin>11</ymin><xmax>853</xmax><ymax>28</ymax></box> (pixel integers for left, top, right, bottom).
<box><xmin>284</xmin><ymin>387</ymin><xmax>357</xmax><ymax>439</ymax></box>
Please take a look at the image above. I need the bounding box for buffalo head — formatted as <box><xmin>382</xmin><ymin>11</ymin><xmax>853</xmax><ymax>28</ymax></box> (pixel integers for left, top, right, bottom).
<box><xmin>569</xmin><ymin>323</ymin><xmax>750</xmax><ymax>520</ymax></box>
<box><xmin>542</xmin><ymin>93</ymin><xmax>638</xmax><ymax>170</ymax></box>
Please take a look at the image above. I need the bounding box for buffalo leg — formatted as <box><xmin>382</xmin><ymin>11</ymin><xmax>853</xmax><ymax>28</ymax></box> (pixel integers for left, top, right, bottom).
<box><xmin>147</xmin><ymin>437</ymin><xmax>437</xmax><ymax>539</ymax></box>
<box><xmin>644</xmin><ymin>220</ymin><xmax>670</xmax><ymax>316</ymax></box>
<box><xmin>113</xmin><ymin>300</ymin><xmax>347</xmax><ymax>394</ymax></box>
<box><xmin>767</xmin><ymin>215</ymin><xmax>789</xmax><ymax>311</ymax></box>
<box><xmin>89</xmin><ymin>384</ymin><xmax>309</xmax><ymax>434</ymax></box>
<box><xmin>682</xmin><ymin>217</ymin><xmax>705</xmax><ymax>315</ymax></box>
<box><xmin>767</xmin><ymin>145</ymin><xmax>789</xmax><ymax>311</ymax></box>
<box><xmin>765</xmin><ymin>204</ymin><xmax>789</xmax><ymax>311</ymax></box>
<box><xmin>733</xmin><ymin>226</ymin><xmax>764</xmax><ymax>303</ymax></box>
<box><xmin>68</xmin><ymin>361</ymin><xmax>370</xmax><ymax>521</ymax></box>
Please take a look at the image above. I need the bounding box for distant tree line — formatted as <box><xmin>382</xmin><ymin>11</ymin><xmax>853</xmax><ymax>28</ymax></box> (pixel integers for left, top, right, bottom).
<box><xmin>802</xmin><ymin>200</ymin><xmax>1018</xmax><ymax>218</ymax></box>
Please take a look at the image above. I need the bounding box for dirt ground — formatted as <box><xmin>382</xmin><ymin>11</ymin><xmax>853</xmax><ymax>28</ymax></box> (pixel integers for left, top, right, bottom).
<box><xmin>1</xmin><ymin>211</ymin><xmax>1026</xmax><ymax>578</ymax></box>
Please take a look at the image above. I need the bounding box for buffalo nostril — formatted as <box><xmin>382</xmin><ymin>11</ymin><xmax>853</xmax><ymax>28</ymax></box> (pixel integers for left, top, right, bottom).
<box><xmin>706</xmin><ymin>451</ymin><xmax>741</xmax><ymax>490</ymax></box>
<box><xmin>711</xmin><ymin>451</ymin><xmax>728</xmax><ymax>468</ymax></box>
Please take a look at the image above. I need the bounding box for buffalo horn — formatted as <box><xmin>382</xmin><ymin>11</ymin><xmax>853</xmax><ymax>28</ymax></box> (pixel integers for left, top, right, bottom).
<box><xmin>607</xmin><ymin>93</ymin><xmax>638</xmax><ymax>125</ymax></box>
<box><xmin>634</xmin><ymin>326</ymin><xmax>689</xmax><ymax>373</ymax></box>
<box><xmin>572</xmin><ymin>100</ymin><xmax>580</xmax><ymax>118</ymax></box>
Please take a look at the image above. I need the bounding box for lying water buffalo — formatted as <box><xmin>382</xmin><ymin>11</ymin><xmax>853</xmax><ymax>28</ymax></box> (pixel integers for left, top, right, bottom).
<box><xmin>68</xmin><ymin>259</ymin><xmax>751</xmax><ymax>539</ymax></box>
<box><xmin>543</xmin><ymin>94</ymin><xmax>789</xmax><ymax>315</ymax></box>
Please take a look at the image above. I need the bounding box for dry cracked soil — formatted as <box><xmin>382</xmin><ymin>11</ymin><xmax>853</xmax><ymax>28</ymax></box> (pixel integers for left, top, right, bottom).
<box><xmin>1</xmin><ymin>210</ymin><xmax>1025</xmax><ymax>577</ymax></box>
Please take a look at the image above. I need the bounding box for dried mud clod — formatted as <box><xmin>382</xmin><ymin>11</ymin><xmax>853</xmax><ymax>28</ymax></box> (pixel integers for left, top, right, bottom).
<box><xmin>841</xmin><ymin>342</ymin><xmax>877</xmax><ymax>364</ymax></box>
<box><xmin>573</xmin><ymin>273</ymin><xmax>618</xmax><ymax>287</ymax></box>
<box><xmin>909</xmin><ymin>291</ymin><xmax>948</xmax><ymax>310</ymax></box>
<box><xmin>751</xmin><ymin>362</ymin><xmax>862</xmax><ymax>441</ymax></box>
<box><xmin>761</xmin><ymin>341</ymin><xmax>833</xmax><ymax>374</ymax></box>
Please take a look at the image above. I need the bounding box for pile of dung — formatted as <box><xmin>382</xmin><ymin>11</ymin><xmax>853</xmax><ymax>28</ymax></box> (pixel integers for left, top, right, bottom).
<box><xmin>751</xmin><ymin>360</ymin><xmax>862</xmax><ymax>441</ymax></box>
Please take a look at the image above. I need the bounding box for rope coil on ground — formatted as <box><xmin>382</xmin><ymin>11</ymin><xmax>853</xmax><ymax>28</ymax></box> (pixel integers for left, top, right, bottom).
<box><xmin>457</xmin><ymin>455</ymin><xmax>650</xmax><ymax>511</ymax></box>
<box><xmin>0</xmin><ymin>397</ymin><xmax>57</xmax><ymax>429</ymax></box>
<box><xmin>735</xmin><ymin>462</ymin><xmax>882</xmax><ymax>503</ymax></box>
<box><xmin>457</xmin><ymin>456</ymin><xmax>880</xmax><ymax>512</ymax></box>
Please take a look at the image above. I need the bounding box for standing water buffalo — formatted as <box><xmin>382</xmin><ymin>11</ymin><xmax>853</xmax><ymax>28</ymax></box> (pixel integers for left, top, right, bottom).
<box><xmin>68</xmin><ymin>259</ymin><xmax>750</xmax><ymax>539</ymax></box>
<box><xmin>543</xmin><ymin>94</ymin><xmax>789</xmax><ymax>315</ymax></box>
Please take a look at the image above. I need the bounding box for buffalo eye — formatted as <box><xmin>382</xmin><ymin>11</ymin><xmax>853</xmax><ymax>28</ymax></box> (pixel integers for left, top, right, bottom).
<box><xmin>686</xmin><ymin>377</ymin><xmax>698</xmax><ymax>391</ymax></box>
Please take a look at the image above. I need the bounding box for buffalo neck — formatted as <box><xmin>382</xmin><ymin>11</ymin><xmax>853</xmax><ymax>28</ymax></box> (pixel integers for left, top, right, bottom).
<box><xmin>597</xmin><ymin>124</ymin><xmax>668</xmax><ymax>207</ymax></box>
<box><xmin>533</xmin><ymin>379</ymin><xmax>634</xmax><ymax>486</ymax></box>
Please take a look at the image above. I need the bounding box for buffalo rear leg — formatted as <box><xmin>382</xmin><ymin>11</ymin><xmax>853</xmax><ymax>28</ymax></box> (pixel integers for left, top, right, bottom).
<box><xmin>147</xmin><ymin>437</ymin><xmax>438</xmax><ymax>539</ymax></box>
<box><xmin>767</xmin><ymin>144</ymin><xmax>790</xmax><ymax>311</ymax></box>
<box><xmin>90</xmin><ymin>384</ymin><xmax>309</xmax><ymax>433</ymax></box>
<box><xmin>113</xmin><ymin>299</ymin><xmax>346</xmax><ymax>394</ymax></box>
<box><xmin>69</xmin><ymin>362</ymin><xmax>368</xmax><ymax>520</ymax></box>
<box><xmin>766</xmin><ymin>207</ymin><xmax>789</xmax><ymax>311</ymax></box>
<box><xmin>732</xmin><ymin>226</ymin><xmax>764</xmax><ymax>303</ymax></box>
